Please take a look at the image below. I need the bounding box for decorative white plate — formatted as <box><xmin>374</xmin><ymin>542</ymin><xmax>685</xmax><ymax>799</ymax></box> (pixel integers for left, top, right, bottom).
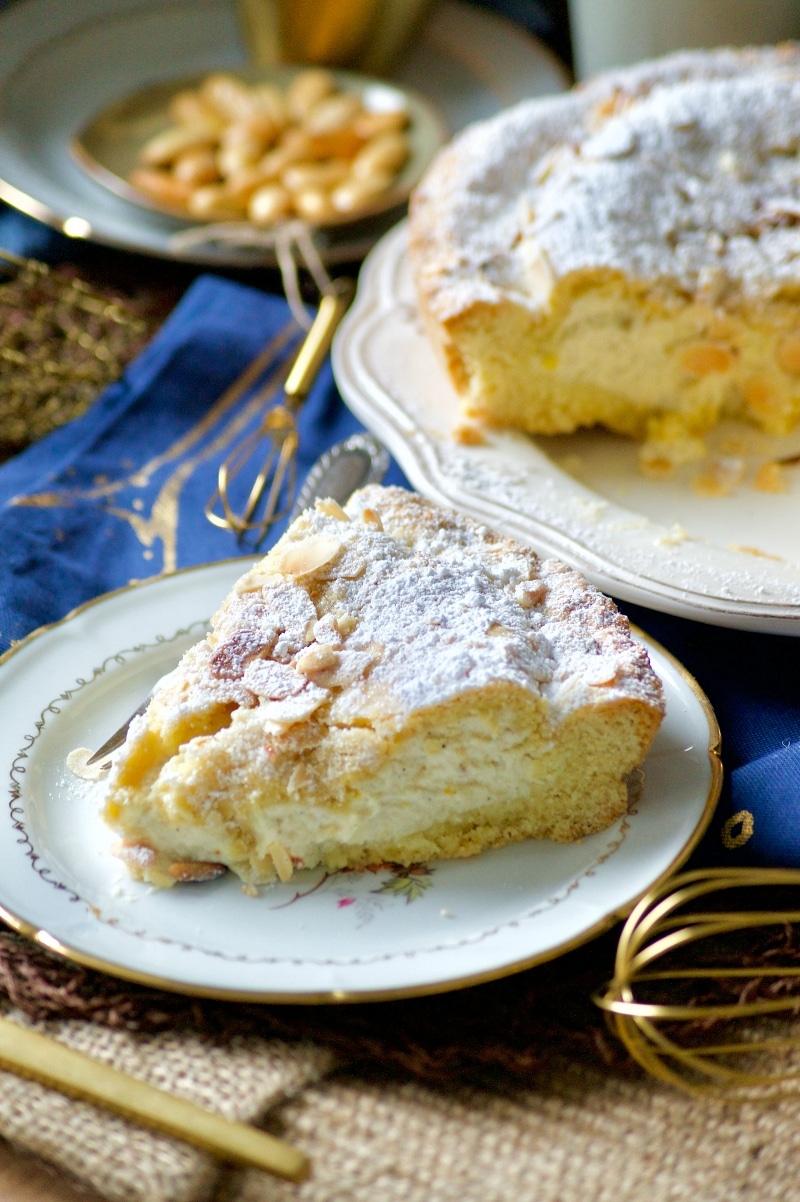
<box><xmin>0</xmin><ymin>0</ymin><xmax>567</xmax><ymax>267</ymax></box>
<box><xmin>333</xmin><ymin>222</ymin><xmax>800</xmax><ymax>634</ymax></box>
<box><xmin>0</xmin><ymin>561</ymin><xmax>719</xmax><ymax>1002</ymax></box>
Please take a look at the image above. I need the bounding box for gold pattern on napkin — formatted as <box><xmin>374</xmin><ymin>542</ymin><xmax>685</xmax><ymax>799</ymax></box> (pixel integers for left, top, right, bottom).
<box><xmin>7</xmin><ymin>322</ymin><xmax>297</xmax><ymax>573</ymax></box>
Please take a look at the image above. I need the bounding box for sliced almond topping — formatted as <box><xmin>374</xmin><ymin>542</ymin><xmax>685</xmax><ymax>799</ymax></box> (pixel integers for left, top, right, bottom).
<box><xmin>313</xmin><ymin>613</ymin><xmax>342</xmax><ymax>646</ymax></box>
<box><xmin>514</xmin><ymin>580</ymin><xmax>546</xmax><ymax>609</ymax></box>
<box><xmin>260</xmin><ymin>682</ymin><xmax>329</xmax><ymax>724</ymax></box>
<box><xmin>279</xmin><ymin>534</ymin><xmax>342</xmax><ymax>577</ymax></box>
<box><xmin>295</xmin><ymin>644</ymin><xmax>340</xmax><ymax>675</ymax></box>
<box><xmin>243</xmin><ymin>658</ymin><xmax>305</xmax><ymax>699</ymax></box>
<box><xmin>168</xmin><ymin>861</ymin><xmax>228</xmax><ymax>883</ymax></box>
<box><xmin>487</xmin><ymin>622</ymin><xmax>514</xmax><ymax>637</ymax></box>
<box><xmin>324</xmin><ymin>648</ymin><xmax>376</xmax><ymax>688</ymax></box>
<box><xmin>316</xmin><ymin>497</ymin><xmax>350</xmax><ymax>521</ymax></box>
<box><xmin>288</xmin><ymin>762</ymin><xmax>313</xmax><ymax>794</ymax></box>
<box><xmin>586</xmin><ymin>659</ymin><xmax>620</xmax><ymax>686</ymax></box>
<box><xmin>234</xmin><ymin>569</ymin><xmax>283</xmax><ymax>594</ymax></box>
<box><xmin>66</xmin><ymin>747</ymin><xmax>108</xmax><ymax>781</ymax></box>
<box><xmin>112</xmin><ymin>841</ymin><xmax>157</xmax><ymax>868</ymax></box>
<box><xmin>268</xmin><ymin>840</ymin><xmax>294</xmax><ymax>882</ymax></box>
<box><xmin>360</xmin><ymin>507</ymin><xmax>383</xmax><ymax>530</ymax></box>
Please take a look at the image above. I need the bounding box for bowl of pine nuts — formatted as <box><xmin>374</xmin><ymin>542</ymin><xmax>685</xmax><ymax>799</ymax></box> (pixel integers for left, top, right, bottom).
<box><xmin>71</xmin><ymin>66</ymin><xmax>447</xmax><ymax>235</ymax></box>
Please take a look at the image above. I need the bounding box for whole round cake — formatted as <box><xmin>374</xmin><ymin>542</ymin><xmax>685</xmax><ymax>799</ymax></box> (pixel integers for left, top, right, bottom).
<box><xmin>408</xmin><ymin>45</ymin><xmax>800</xmax><ymax>474</ymax></box>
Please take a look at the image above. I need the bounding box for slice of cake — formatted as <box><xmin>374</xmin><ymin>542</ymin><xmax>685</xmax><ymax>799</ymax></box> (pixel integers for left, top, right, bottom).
<box><xmin>102</xmin><ymin>486</ymin><xmax>665</xmax><ymax>888</ymax></box>
<box><xmin>408</xmin><ymin>45</ymin><xmax>800</xmax><ymax>474</ymax></box>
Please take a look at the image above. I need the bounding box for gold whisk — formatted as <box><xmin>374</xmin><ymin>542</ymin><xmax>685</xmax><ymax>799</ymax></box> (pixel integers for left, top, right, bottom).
<box><xmin>205</xmin><ymin>276</ymin><xmax>355</xmax><ymax>547</ymax></box>
<box><xmin>596</xmin><ymin>866</ymin><xmax>800</xmax><ymax>1100</ymax></box>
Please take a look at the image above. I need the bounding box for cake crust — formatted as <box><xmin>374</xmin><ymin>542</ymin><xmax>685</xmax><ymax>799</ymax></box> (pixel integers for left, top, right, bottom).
<box><xmin>103</xmin><ymin>486</ymin><xmax>665</xmax><ymax>887</ymax></box>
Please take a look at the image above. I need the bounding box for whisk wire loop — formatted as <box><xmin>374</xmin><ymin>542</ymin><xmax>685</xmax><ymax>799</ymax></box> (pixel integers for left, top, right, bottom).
<box><xmin>204</xmin><ymin>276</ymin><xmax>356</xmax><ymax>548</ymax></box>
<box><xmin>596</xmin><ymin>867</ymin><xmax>800</xmax><ymax>1100</ymax></box>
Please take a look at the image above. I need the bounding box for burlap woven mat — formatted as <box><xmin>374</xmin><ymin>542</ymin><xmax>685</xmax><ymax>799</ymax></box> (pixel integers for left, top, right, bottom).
<box><xmin>0</xmin><ymin>925</ymin><xmax>628</xmax><ymax>1082</ymax></box>
<box><xmin>3</xmin><ymin>915</ymin><xmax>800</xmax><ymax>1202</ymax></box>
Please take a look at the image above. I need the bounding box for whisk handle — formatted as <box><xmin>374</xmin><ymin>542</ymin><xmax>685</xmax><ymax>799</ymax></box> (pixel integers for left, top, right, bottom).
<box><xmin>285</xmin><ymin>278</ymin><xmax>356</xmax><ymax>401</ymax></box>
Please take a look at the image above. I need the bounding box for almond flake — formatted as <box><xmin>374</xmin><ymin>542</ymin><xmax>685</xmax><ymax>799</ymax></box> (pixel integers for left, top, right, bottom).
<box><xmin>295</xmin><ymin>645</ymin><xmax>340</xmax><ymax>675</ymax></box>
<box><xmin>67</xmin><ymin>747</ymin><xmax>108</xmax><ymax>781</ymax></box>
<box><xmin>268</xmin><ymin>841</ymin><xmax>294</xmax><ymax>882</ymax></box>
<box><xmin>279</xmin><ymin>534</ymin><xmax>342</xmax><ymax>577</ymax></box>
<box><xmin>585</xmin><ymin>657</ymin><xmax>620</xmax><ymax>686</ymax></box>
<box><xmin>243</xmin><ymin>658</ymin><xmax>305</xmax><ymax>699</ymax></box>
<box><xmin>235</xmin><ymin>570</ymin><xmax>283</xmax><ymax>595</ymax></box>
<box><xmin>168</xmin><ymin>860</ymin><xmax>227</xmax><ymax>883</ymax></box>
<box><xmin>514</xmin><ymin>580</ymin><xmax>546</xmax><ymax>609</ymax></box>
<box><xmin>259</xmin><ymin>682</ymin><xmax>329</xmax><ymax>724</ymax></box>
<box><xmin>361</xmin><ymin>507</ymin><xmax>384</xmax><ymax>530</ymax></box>
<box><xmin>324</xmin><ymin>648</ymin><xmax>377</xmax><ymax>688</ymax></box>
<box><xmin>313</xmin><ymin>614</ymin><xmax>342</xmax><ymax>645</ymax></box>
<box><xmin>316</xmin><ymin>498</ymin><xmax>350</xmax><ymax>521</ymax></box>
<box><xmin>112</xmin><ymin>841</ymin><xmax>156</xmax><ymax>868</ymax></box>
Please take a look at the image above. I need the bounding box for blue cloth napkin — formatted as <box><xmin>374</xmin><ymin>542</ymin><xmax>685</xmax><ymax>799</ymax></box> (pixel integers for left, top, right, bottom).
<box><xmin>2</xmin><ymin>205</ymin><xmax>799</xmax><ymax>872</ymax></box>
<box><xmin>0</xmin><ymin>208</ymin><xmax>409</xmax><ymax>648</ymax></box>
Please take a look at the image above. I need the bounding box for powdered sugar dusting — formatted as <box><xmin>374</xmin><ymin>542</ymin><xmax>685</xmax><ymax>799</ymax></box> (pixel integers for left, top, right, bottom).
<box><xmin>411</xmin><ymin>44</ymin><xmax>800</xmax><ymax>318</ymax></box>
<box><xmin>146</xmin><ymin>487</ymin><xmax>663</xmax><ymax>733</ymax></box>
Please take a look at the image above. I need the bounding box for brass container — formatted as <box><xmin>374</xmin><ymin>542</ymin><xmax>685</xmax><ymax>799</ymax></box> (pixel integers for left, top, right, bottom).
<box><xmin>237</xmin><ymin>0</ymin><xmax>435</xmax><ymax>74</ymax></box>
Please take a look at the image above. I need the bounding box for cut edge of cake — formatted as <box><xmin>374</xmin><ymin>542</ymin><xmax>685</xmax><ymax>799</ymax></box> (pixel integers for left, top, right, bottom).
<box><xmin>408</xmin><ymin>44</ymin><xmax>800</xmax><ymax>473</ymax></box>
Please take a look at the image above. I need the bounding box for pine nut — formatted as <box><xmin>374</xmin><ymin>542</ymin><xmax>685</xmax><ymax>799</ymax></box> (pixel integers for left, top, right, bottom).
<box><xmin>140</xmin><ymin>124</ymin><xmax>217</xmax><ymax>167</ymax></box>
<box><xmin>248</xmin><ymin>182</ymin><xmax>293</xmax><ymax>225</ymax></box>
<box><xmin>286</xmin><ymin>68</ymin><xmax>336</xmax><ymax>120</ymax></box>
<box><xmin>331</xmin><ymin>173</ymin><xmax>394</xmax><ymax>213</ymax></box>
<box><xmin>128</xmin><ymin>167</ymin><xmax>194</xmax><ymax>207</ymax></box>
<box><xmin>220</xmin><ymin>114</ymin><xmax>279</xmax><ymax>151</ymax></box>
<box><xmin>129</xmin><ymin>70</ymin><xmax>413</xmax><ymax>225</ymax></box>
<box><xmin>352</xmin><ymin>131</ymin><xmax>410</xmax><ymax>179</ymax></box>
<box><xmin>303</xmin><ymin>92</ymin><xmax>361</xmax><ymax>136</ymax></box>
<box><xmin>168</xmin><ymin>89</ymin><xmax>226</xmax><ymax>131</ymax></box>
<box><xmin>217</xmin><ymin>141</ymin><xmax>263</xmax><ymax>178</ymax></box>
<box><xmin>293</xmin><ymin>187</ymin><xmax>339</xmax><ymax>222</ymax></box>
<box><xmin>201</xmin><ymin>72</ymin><xmax>259</xmax><ymax>120</ymax></box>
<box><xmin>282</xmin><ymin>159</ymin><xmax>350</xmax><ymax>192</ymax></box>
<box><xmin>172</xmin><ymin>147</ymin><xmax>219</xmax><ymax>186</ymax></box>
<box><xmin>354</xmin><ymin>108</ymin><xmax>409</xmax><ymax>138</ymax></box>
<box><xmin>187</xmin><ymin>184</ymin><xmax>247</xmax><ymax>221</ymax></box>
